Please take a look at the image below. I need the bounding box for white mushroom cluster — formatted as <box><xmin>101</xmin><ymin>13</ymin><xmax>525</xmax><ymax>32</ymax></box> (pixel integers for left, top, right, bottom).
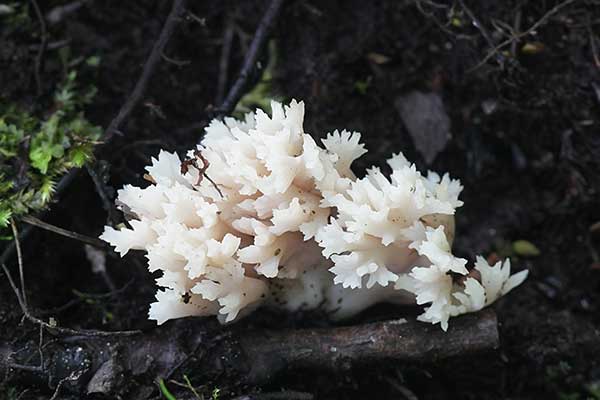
<box><xmin>101</xmin><ymin>100</ymin><xmax>527</xmax><ymax>330</ymax></box>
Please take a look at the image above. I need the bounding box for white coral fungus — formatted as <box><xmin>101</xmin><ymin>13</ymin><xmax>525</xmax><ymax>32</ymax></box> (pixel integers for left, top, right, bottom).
<box><xmin>101</xmin><ymin>100</ymin><xmax>527</xmax><ymax>330</ymax></box>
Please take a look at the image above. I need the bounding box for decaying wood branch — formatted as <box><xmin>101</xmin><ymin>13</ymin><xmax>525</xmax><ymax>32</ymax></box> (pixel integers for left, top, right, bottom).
<box><xmin>0</xmin><ymin>310</ymin><xmax>498</xmax><ymax>397</ymax></box>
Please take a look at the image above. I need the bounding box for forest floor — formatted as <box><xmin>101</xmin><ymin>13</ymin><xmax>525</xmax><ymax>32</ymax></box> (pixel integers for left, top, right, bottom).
<box><xmin>1</xmin><ymin>1</ymin><xmax>600</xmax><ymax>399</ymax></box>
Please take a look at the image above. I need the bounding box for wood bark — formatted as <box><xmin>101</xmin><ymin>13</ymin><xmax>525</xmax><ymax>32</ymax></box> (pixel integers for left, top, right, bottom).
<box><xmin>0</xmin><ymin>310</ymin><xmax>498</xmax><ymax>396</ymax></box>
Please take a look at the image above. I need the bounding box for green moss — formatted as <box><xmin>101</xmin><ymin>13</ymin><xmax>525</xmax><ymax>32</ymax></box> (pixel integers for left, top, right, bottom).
<box><xmin>0</xmin><ymin>71</ymin><xmax>101</xmax><ymax>232</ymax></box>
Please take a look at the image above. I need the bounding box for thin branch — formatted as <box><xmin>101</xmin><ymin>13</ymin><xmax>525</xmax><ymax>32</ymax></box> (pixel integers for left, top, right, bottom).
<box><xmin>35</xmin><ymin>280</ymin><xmax>133</xmax><ymax>317</ymax></box>
<box><xmin>86</xmin><ymin>164</ymin><xmax>119</xmax><ymax>227</ymax></box>
<box><xmin>29</xmin><ymin>0</ymin><xmax>48</xmax><ymax>96</ymax></box>
<box><xmin>510</xmin><ymin>8</ymin><xmax>522</xmax><ymax>57</ymax></box>
<box><xmin>412</xmin><ymin>0</ymin><xmax>476</xmax><ymax>41</ymax></box>
<box><xmin>28</xmin><ymin>38</ymin><xmax>71</xmax><ymax>52</ymax></box>
<box><xmin>0</xmin><ymin>226</ymin><xmax>32</xmax><ymax>268</ymax></box>
<box><xmin>1</xmin><ymin>263</ymin><xmax>140</xmax><ymax>337</ymax></box>
<box><xmin>0</xmin><ymin>164</ymin><xmax>80</xmax><ymax>265</ymax></box>
<box><xmin>161</xmin><ymin>50</ymin><xmax>191</xmax><ymax>66</ymax></box>
<box><xmin>216</xmin><ymin>0</ymin><xmax>285</xmax><ymax>116</ymax></box>
<box><xmin>104</xmin><ymin>0</ymin><xmax>188</xmax><ymax>141</ymax></box>
<box><xmin>459</xmin><ymin>0</ymin><xmax>505</xmax><ymax>66</ymax></box>
<box><xmin>216</xmin><ymin>17</ymin><xmax>235</xmax><ymax>105</ymax></box>
<box><xmin>10</xmin><ymin>220</ymin><xmax>27</xmax><ymax>308</ymax></box>
<box><xmin>49</xmin><ymin>372</ymin><xmax>80</xmax><ymax>400</ymax></box>
<box><xmin>468</xmin><ymin>0</ymin><xmax>577</xmax><ymax>72</ymax></box>
<box><xmin>20</xmin><ymin>215</ymin><xmax>107</xmax><ymax>248</ymax></box>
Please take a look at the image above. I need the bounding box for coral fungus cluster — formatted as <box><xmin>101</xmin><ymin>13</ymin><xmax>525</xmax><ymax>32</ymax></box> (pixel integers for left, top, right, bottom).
<box><xmin>101</xmin><ymin>100</ymin><xmax>527</xmax><ymax>330</ymax></box>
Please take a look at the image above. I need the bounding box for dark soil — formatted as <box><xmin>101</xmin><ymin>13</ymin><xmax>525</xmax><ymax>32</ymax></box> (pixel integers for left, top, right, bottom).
<box><xmin>1</xmin><ymin>0</ymin><xmax>600</xmax><ymax>399</ymax></box>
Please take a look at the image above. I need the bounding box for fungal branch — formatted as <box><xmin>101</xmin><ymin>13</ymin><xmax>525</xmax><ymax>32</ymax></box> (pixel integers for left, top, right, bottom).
<box><xmin>101</xmin><ymin>100</ymin><xmax>528</xmax><ymax>331</ymax></box>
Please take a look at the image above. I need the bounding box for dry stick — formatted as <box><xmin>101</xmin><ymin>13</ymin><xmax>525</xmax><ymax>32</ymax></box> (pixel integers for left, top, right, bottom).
<box><xmin>1</xmin><ymin>263</ymin><xmax>140</xmax><ymax>337</ymax></box>
<box><xmin>20</xmin><ymin>215</ymin><xmax>107</xmax><ymax>248</ymax></box>
<box><xmin>511</xmin><ymin>8</ymin><xmax>523</xmax><ymax>58</ymax></box>
<box><xmin>10</xmin><ymin>220</ymin><xmax>27</xmax><ymax>308</ymax></box>
<box><xmin>29</xmin><ymin>0</ymin><xmax>48</xmax><ymax>96</ymax></box>
<box><xmin>9</xmin><ymin>325</ymin><xmax>46</xmax><ymax>373</ymax></box>
<box><xmin>216</xmin><ymin>18</ymin><xmax>235</xmax><ymax>105</ymax></box>
<box><xmin>0</xmin><ymin>310</ymin><xmax>499</xmax><ymax>394</ymax></box>
<box><xmin>468</xmin><ymin>0</ymin><xmax>577</xmax><ymax>72</ymax></box>
<box><xmin>0</xmin><ymin>226</ymin><xmax>32</xmax><ymax>269</ymax></box>
<box><xmin>161</xmin><ymin>50</ymin><xmax>191</xmax><ymax>66</ymax></box>
<box><xmin>216</xmin><ymin>0</ymin><xmax>285</xmax><ymax>116</ymax></box>
<box><xmin>20</xmin><ymin>213</ymin><xmax>116</xmax><ymax>291</ymax></box>
<box><xmin>459</xmin><ymin>0</ymin><xmax>505</xmax><ymax>66</ymax></box>
<box><xmin>104</xmin><ymin>0</ymin><xmax>188</xmax><ymax>141</ymax></box>
<box><xmin>0</xmin><ymin>161</ymin><xmax>78</xmax><ymax>266</ymax></box>
<box><xmin>85</xmin><ymin>164</ymin><xmax>120</xmax><ymax>227</ymax></box>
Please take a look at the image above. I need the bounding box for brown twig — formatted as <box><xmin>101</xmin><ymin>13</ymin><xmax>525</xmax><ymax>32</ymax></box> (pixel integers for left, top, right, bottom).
<box><xmin>29</xmin><ymin>0</ymin><xmax>48</xmax><ymax>96</ymax></box>
<box><xmin>1</xmin><ymin>310</ymin><xmax>498</xmax><ymax>396</ymax></box>
<box><xmin>104</xmin><ymin>0</ymin><xmax>188</xmax><ymax>141</ymax></box>
<box><xmin>20</xmin><ymin>215</ymin><xmax>107</xmax><ymax>248</ymax></box>
<box><xmin>216</xmin><ymin>0</ymin><xmax>285</xmax><ymax>116</ymax></box>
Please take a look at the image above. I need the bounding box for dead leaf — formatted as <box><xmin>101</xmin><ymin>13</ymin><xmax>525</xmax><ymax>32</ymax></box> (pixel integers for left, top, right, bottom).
<box><xmin>395</xmin><ymin>91</ymin><xmax>451</xmax><ymax>164</ymax></box>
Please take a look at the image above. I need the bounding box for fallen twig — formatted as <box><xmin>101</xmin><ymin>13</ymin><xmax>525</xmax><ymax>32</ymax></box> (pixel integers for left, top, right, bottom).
<box><xmin>104</xmin><ymin>0</ymin><xmax>188</xmax><ymax>141</ymax></box>
<box><xmin>20</xmin><ymin>215</ymin><xmax>107</xmax><ymax>248</ymax></box>
<box><xmin>468</xmin><ymin>0</ymin><xmax>577</xmax><ymax>72</ymax></box>
<box><xmin>216</xmin><ymin>0</ymin><xmax>285</xmax><ymax>116</ymax></box>
<box><xmin>216</xmin><ymin>17</ymin><xmax>235</xmax><ymax>105</ymax></box>
<box><xmin>85</xmin><ymin>164</ymin><xmax>120</xmax><ymax>227</ymax></box>
<box><xmin>1</xmin><ymin>263</ymin><xmax>140</xmax><ymax>337</ymax></box>
<box><xmin>29</xmin><ymin>0</ymin><xmax>48</xmax><ymax>96</ymax></box>
<box><xmin>10</xmin><ymin>220</ymin><xmax>27</xmax><ymax>307</ymax></box>
<box><xmin>458</xmin><ymin>0</ymin><xmax>505</xmax><ymax>66</ymax></box>
<box><xmin>0</xmin><ymin>310</ymin><xmax>498</xmax><ymax>396</ymax></box>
